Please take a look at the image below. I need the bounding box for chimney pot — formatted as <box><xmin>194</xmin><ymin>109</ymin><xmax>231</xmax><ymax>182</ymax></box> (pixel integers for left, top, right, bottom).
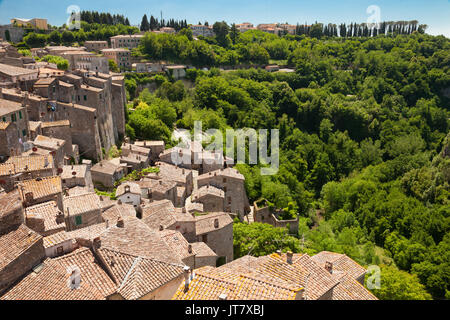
<box><xmin>183</xmin><ymin>266</ymin><xmax>191</xmax><ymax>290</ymax></box>
<box><xmin>287</xmin><ymin>251</ymin><xmax>293</xmax><ymax>264</ymax></box>
<box><xmin>325</xmin><ymin>261</ymin><xmax>333</xmax><ymax>274</ymax></box>
<box><xmin>219</xmin><ymin>293</ymin><xmax>228</xmax><ymax>300</ymax></box>
<box><xmin>214</xmin><ymin>218</ymin><xmax>219</xmax><ymax>229</ymax></box>
<box><xmin>159</xmin><ymin>225</ymin><xmax>164</xmax><ymax>231</ymax></box>
<box><xmin>188</xmin><ymin>244</ymin><xmax>192</xmax><ymax>254</ymax></box>
<box><xmin>93</xmin><ymin>237</ymin><xmax>101</xmax><ymax>249</ymax></box>
<box><xmin>117</xmin><ymin>217</ymin><xmax>124</xmax><ymax>228</ymax></box>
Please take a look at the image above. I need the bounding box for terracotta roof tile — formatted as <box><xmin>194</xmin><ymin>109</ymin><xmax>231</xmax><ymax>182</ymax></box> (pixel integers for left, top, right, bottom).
<box><xmin>195</xmin><ymin>212</ymin><xmax>233</xmax><ymax>236</ymax></box>
<box><xmin>25</xmin><ymin>201</ymin><xmax>65</xmax><ymax>234</ymax></box>
<box><xmin>96</xmin><ymin>247</ymin><xmax>184</xmax><ymax>300</ymax></box>
<box><xmin>63</xmin><ymin>192</ymin><xmax>101</xmax><ymax>217</ymax></box>
<box><xmin>0</xmin><ymin>224</ymin><xmax>42</xmax><ymax>271</ymax></box>
<box><xmin>311</xmin><ymin>251</ymin><xmax>367</xmax><ymax>280</ymax></box>
<box><xmin>21</xmin><ymin>176</ymin><xmax>62</xmax><ymax>200</ymax></box>
<box><xmin>0</xmin><ymin>257</ymin><xmax>105</xmax><ymax>300</ymax></box>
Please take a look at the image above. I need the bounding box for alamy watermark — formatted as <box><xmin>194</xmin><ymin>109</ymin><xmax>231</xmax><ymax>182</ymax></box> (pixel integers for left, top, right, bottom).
<box><xmin>170</xmin><ymin>121</ymin><xmax>279</xmax><ymax>175</ymax></box>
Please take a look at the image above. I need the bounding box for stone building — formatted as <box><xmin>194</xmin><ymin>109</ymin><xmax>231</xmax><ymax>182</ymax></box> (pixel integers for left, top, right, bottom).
<box><xmin>194</xmin><ymin>212</ymin><xmax>234</xmax><ymax>264</ymax></box>
<box><xmin>84</xmin><ymin>41</ymin><xmax>109</xmax><ymax>52</ymax></box>
<box><xmin>121</xmin><ymin>142</ymin><xmax>151</xmax><ymax>159</ymax></box>
<box><xmin>151</xmin><ymin>162</ymin><xmax>194</xmax><ymax>197</ymax></box>
<box><xmin>3</xmin><ymin>155</ymin><xmax>56</xmax><ymax>191</ymax></box>
<box><xmin>0</xmin><ymin>95</ymin><xmax>29</xmax><ymax>142</ymax></box>
<box><xmin>60</xmin><ymin>164</ymin><xmax>93</xmax><ymax>190</ymax></box>
<box><xmin>10</xmin><ymin>18</ymin><xmax>48</xmax><ymax>30</ymax></box>
<box><xmin>0</xmin><ymin>189</ymin><xmax>24</xmax><ymax>234</ymax></box>
<box><xmin>141</xmin><ymin>200</ymin><xmax>196</xmax><ymax>242</ymax></box>
<box><xmin>115</xmin><ymin>182</ymin><xmax>141</xmax><ymax>208</ymax></box>
<box><xmin>0</xmin><ymin>224</ymin><xmax>45</xmax><ymax>295</ymax></box>
<box><xmin>62</xmin><ymin>51</ymin><xmax>109</xmax><ymax>74</ymax></box>
<box><xmin>160</xmin><ymin>229</ymin><xmax>196</xmax><ymax>268</ymax></box>
<box><xmin>91</xmin><ymin>160</ymin><xmax>126</xmax><ymax>189</ymax></box>
<box><xmin>110</xmin><ymin>34</ymin><xmax>144</xmax><ymax>50</ymax></box>
<box><xmin>191</xmin><ymin>185</ymin><xmax>225</xmax><ymax>212</ymax></box>
<box><xmin>253</xmin><ymin>199</ymin><xmax>299</xmax><ymax>234</ymax></box>
<box><xmin>119</xmin><ymin>153</ymin><xmax>149</xmax><ymax>172</ymax></box>
<box><xmin>25</xmin><ymin>201</ymin><xmax>65</xmax><ymax>236</ymax></box>
<box><xmin>101</xmin><ymin>48</ymin><xmax>131</xmax><ymax>69</ymax></box>
<box><xmin>197</xmin><ymin>168</ymin><xmax>250</xmax><ymax>218</ymax></box>
<box><xmin>190</xmin><ymin>241</ymin><xmax>218</xmax><ymax>268</ymax></box>
<box><xmin>19</xmin><ymin>176</ymin><xmax>63</xmax><ymax>210</ymax></box>
<box><xmin>0</xmin><ymin>63</ymin><xmax>38</xmax><ymax>86</ymax></box>
<box><xmin>134</xmin><ymin>140</ymin><xmax>165</xmax><ymax>162</ymax></box>
<box><xmin>40</xmin><ymin>120</ymin><xmax>73</xmax><ymax>158</ymax></box>
<box><xmin>32</xmin><ymin>135</ymin><xmax>66</xmax><ymax>168</ymax></box>
<box><xmin>63</xmin><ymin>192</ymin><xmax>103</xmax><ymax>231</ymax></box>
<box><xmin>42</xmin><ymin>230</ymin><xmax>74</xmax><ymax>258</ymax></box>
<box><xmin>0</xmin><ymin>66</ymin><xmax>126</xmax><ymax>162</ymax></box>
<box><xmin>28</xmin><ymin>121</ymin><xmax>41</xmax><ymax>140</ymax></box>
<box><xmin>0</xmin><ymin>121</ymin><xmax>22</xmax><ymax>159</ymax></box>
<box><xmin>136</xmin><ymin>178</ymin><xmax>177</xmax><ymax>204</ymax></box>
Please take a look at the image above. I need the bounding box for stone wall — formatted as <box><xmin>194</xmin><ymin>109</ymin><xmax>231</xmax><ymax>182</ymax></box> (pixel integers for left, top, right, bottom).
<box><xmin>0</xmin><ymin>25</ymin><xmax>25</xmax><ymax>43</ymax></box>
<box><xmin>0</xmin><ymin>192</ymin><xmax>24</xmax><ymax>234</ymax></box>
<box><xmin>253</xmin><ymin>200</ymin><xmax>299</xmax><ymax>234</ymax></box>
<box><xmin>196</xmin><ymin>223</ymin><xmax>233</xmax><ymax>263</ymax></box>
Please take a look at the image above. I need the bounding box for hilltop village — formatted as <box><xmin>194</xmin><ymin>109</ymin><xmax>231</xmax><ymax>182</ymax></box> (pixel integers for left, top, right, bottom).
<box><xmin>0</xmin><ymin>26</ymin><xmax>382</xmax><ymax>300</ymax></box>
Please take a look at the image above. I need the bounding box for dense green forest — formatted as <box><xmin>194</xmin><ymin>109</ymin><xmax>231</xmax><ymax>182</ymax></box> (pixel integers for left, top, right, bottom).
<box><xmin>123</xmin><ymin>31</ymin><xmax>449</xmax><ymax>300</ymax></box>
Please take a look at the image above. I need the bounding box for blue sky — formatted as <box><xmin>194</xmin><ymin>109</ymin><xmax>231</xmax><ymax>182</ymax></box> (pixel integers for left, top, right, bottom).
<box><xmin>0</xmin><ymin>0</ymin><xmax>449</xmax><ymax>36</ymax></box>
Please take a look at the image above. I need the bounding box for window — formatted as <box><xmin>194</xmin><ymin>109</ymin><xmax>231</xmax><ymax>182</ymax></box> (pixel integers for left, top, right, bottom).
<box><xmin>83</xmin><ymin>95</ymin><xmax>87</xmax><ymax>101</ymax></box>
<box><xmin>19</xmin><ymin>111</ymin><xmax>22</xmax><ymax>119</ymax></box>
<box><xmin>2</xmin><ymin>117</ymin><xmax>6</xmax><ymax>122</ymax></box>
<box><xmin>11</xmin><ymin>114</ymin><xmax>16</xmax><ymax>122</ymax></box>
<box><xmin>75</xmin><ymin>215</ymin><xmax>82</xmax><ymax>226</ymax></box>
<box><xmin>202</xmin><ymin>234</ymin><xmax>208</xmax><ymax>243</ymax></box>
<box><xmin>22</xmin><ymin>129</ymin><xmax>26</xmax><ymax>137</ymax></box>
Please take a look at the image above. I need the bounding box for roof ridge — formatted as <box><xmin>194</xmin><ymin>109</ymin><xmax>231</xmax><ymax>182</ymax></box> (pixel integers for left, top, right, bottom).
<box><xmin>117</xmin><ymin>256</ymin><xmax>141</xmax><ymax>292</ymax></box>
<box><xmin>99</xmin><ymin>246</ymin><xmax>185</xmax><ymax>269</ymax></box>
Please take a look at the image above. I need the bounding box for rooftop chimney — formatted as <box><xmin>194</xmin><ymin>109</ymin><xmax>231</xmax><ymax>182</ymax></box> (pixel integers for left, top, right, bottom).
<box><xmin>116</xmin><ymin>217</ymin><xmax>124</xmax><ymax>228</ymax></box>
<box><xmin>325</xmin><ymin>261</ymin><xmax>333</xmax><ymax>274</ymax></box>
<box><xmin>182</xmin><ymin>207</ymin><xmax>186</xmax><ymax>213</ymax></box>
<box><xmin>188</xmin><ymin>244</ymin><xmax>192</xmax><ymax>254</ymax></box>
<box><xmin>286</xmin><ymin>251</ymin><xmax>293</xmax><ymax>265</ymax></box>
<box><xmin>219</xmin><ymin>293</ymin><xmax>228</xmax><ymax>300</ymax></box>
<box><xmin>159</xmin><ymin>225</ymin><xmax>164</xmax><ymax>231</ymax></box>
<box><xmin>183</xmin><ymin>266</ymin><xmax>191</xmax><ymax>290</ymax></box>
<box><xmin>276</xmin><ymin>250</ymin><xmax>282</xmax><ymax>256</ymax></box>
<box><xmin>214</xmin><ymin>218</ymin><xmax>219</xmax><ymax>229</ymax></box>
<box><xmin>117</xmin><ymin>199</ymin><xmax>122</xmax><ymax>205</ymax></box>
<box><xmin>68</xmin><ymin>266</ymin><xmax>81</xmax><ymax>290</ymax></box>
<box><xmin>93</xmin><ymin>237</ymin><xmax>101</xmax><ymax>249</ymax></box>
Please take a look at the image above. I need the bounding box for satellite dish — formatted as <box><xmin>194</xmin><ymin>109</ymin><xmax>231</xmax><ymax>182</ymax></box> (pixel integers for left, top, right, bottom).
<box><xmin>32</xmin><ymin>147</ymin><xmax>37</xmax><ymax>152</ymax></box>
